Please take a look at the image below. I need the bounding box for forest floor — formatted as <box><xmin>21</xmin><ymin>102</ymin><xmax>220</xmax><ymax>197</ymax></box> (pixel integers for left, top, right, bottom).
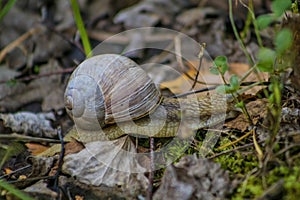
<box><xmin>0</xmin><ymin>1</ymin><xmax>300</xmax><ymax>199</ymax></box>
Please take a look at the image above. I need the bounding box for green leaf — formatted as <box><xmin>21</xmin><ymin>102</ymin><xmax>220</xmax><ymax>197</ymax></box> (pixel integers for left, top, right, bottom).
<box><xmin>216</xmin><ymin>85</ymin><xmax>226</xmax><ymax>93</ymax></box>
<box><xmin>257</xmin><ymin>14</ymin><xmax>273</xmax><ymax>30</ymax></box>
<box><xmin>273</xmin><ymin>81</ymin><xmax>281</xmax><ymax>105</ymax></box>
<box><xmin>229</xmin><ymin>75</ymin><xmax>240</xmax><ymax>90</ymax></box>
<box><xmin>272</xmin><ymin>0</ymin><xmax>292</xmax><ymax>17</ymax></box>
<box><xmin>257</xmin><ymin>48</ymin><xmax>276</xmax><ymax>72</ymax></box>
<box><xmin>275</xmin><ymin>29</ymin><xmax>293</xmax><ymax>54</ymax></box>
<box><xmin>33</xmin><ymin>65</ymin><xmax>40</xmax><ymax>74</ymax></box>
<box><xmin>268</xmin><ymin>93</ymin><xmax>275</xmax><ymax>104</ymax></box>
<box><xmin>216</xmin><ymin>84</ymin><xmax>236</xmax><ymax>94</ymax></box>
<box><xmin>209</xmin><ymin>65</ymin><xmax>220</xmax><ymax>75</ymax></box>
<box><xmin>235</xmin><ymin>101</ymin><xmax>245</xmax><ymax>109</ymax></box>
<box><xmin>211</xmin><ymin>56</ymin><xmax>229</xmax><ymax>75</ymax></box>
<box><xmin>257</xmin><ymin>62</ymin><xmax>273</xmax><ymax>72</ymax></box>
<box><xmin>6</xmin><ymin>79</ymin><xmax>17</xmax><ymax>86</ymax></box>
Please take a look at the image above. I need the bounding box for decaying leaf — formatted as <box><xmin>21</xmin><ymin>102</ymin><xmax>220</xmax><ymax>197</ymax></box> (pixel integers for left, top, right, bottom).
<box><xmin>62</xmin><ymin>136</ymin><xmax>148</xmax><ymax>190</ymax></box>
<box><xmin>24</xmin><ymin>180</ymin><xmax>58</xmax><ymax>199</ymax></box>
<box><xmin>114</xmin><ymin>0</ymin><xmax>196</xmax><ymax>28</ymax></box>
<box><xmin>27</xmin><ymin>156</ymin><xmax>56</xmax><ymax>178</ymax></box>
<box><xmin>154</xmin><ymin>154</ymin><xmax>232</xmax><ymax>200</ymax></box>
<box><xmin>25</xmin><ymin>143</ymin><xmax>50</xmax><ymax>156</ymax></box>
<box><xmin>225</xmin><ymin>99</ymin><xmax>268</xmax><ymax>131</ymax></box>
<box><xmin>281</xmin><ymin>107</ymin><xmax>300</xmax><ymax>124</ymax></box>
<box><xmin>0</xmin><ymin>111</ymin><xmax>56</xmax><ymax>138</ymax></box>
<box><xmin>0</xmin><ymin>59</ymin><xmax>65</xmax><ymax>111</ymax></box>
<box><xmin>176</xmin><ymin>7</ymin><xmax>219</xmax><ymax>27</ymax></box>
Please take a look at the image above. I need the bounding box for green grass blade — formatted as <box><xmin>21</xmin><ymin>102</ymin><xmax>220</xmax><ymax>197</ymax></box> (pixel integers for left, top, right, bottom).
<box><xmin>0</xmin><ymin>180</ymin><xmax>34</xmax><ymax>200</ymax></box>
<box><xmin>70</xmin><ymin>0</ymin><xmax>92</xmax><ymax>57</ymax></box>
<box><xmin>0</xmin><ymin>0</ymin><xmax>17</xmax><ymax>21</ymax></box>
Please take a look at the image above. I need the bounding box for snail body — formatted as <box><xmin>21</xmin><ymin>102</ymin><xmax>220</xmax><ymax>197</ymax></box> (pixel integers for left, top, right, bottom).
<box><xmin>64</xmin><ymin>54</ymin><xmax>234</xmax><ymax>142</ymax></box>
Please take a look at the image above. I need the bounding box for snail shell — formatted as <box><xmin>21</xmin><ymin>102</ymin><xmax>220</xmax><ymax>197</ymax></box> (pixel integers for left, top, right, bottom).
<box><xmin>64</xmin><ymin>54</ymin><xmax>161</xmax><ymax>131</ymax></box>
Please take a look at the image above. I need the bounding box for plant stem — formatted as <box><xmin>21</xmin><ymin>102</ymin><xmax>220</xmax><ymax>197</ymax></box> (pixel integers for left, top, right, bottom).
<box><xmin>228</xmin><ymin>0</ymin><xmax>254</xmax><ymax>65</ymax></box>
<box><xmin>70</xmin><ymin>0</ymin><xmax>92</xmax><ymax>57</ymax></box>
<box><xmin>0</xmin><ymin>0</ymin><xmax>16</xmax><ymax>21</ymax></box>
<box><xmin>239</xmin><ymin>0</ymin><xmax>263</xmax><ymax>48</ymax></box>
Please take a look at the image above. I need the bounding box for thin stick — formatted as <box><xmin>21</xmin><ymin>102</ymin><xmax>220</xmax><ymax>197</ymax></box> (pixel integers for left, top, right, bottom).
<box><xmin>228</xmin><ymin>0</ymin><xmax>254</xmax><ymax>66</ymax></box>
<box><xmin>216</xmin><ymin>129</ymin><xmax>254</xmax><ymax>151</ymax></box>
<box><xmin>0</xmin><ymin>133</ymin><xmax>60</xmax><ymax>143</ymax></box>
<box><xmin>147</xmin><ymin>137</ymin><xmax>154</xmax><ymax>200</ymax></box>
<box><xmin>0</xmin><ymin>27</ymin><xmax>41</xmax><ymax>63</ymax></box>
<box><xmin>191</xmin><ymin>43</ymin><xmax>206</xmax><ymax>90</ymax></box>
<box><xmin>51</xmin><ymin>127</ymin><xmax>64</xmax><ymax>194</ymax></box>
<box><xmin>0</xmin><ymin>67</ymin><xmax>75</xmax><ymax>84</ymax></box>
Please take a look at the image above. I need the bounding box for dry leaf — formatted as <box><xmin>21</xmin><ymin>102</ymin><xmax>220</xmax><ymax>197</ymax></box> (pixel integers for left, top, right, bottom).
<box><xmin>64</xmin><ymin>140</ymin><xmax>85</xmax><ymax>155</ymax></box>
<box><xmin>114</xmin><ymin>0</ymin><xmax>195</xmax><ymax>28</ymax></box>
<box><xmin>0</xmin><ymin>59</ymin><xmax>64</xmax><ymax>111</ymax></box>
<box><xmin>0</xmin><ymin>111</ymin><xmax>56</xmax><ymax>138</ymax></box>
<box><xmin>4</xmin><ymin>168</ymin><xmax>12</xmax><ymax>175</ymax></box>
<box><xmin>160</xmin><ymin>67</ymin><xmax>197</xmax><ymax>94</ymax></box>
<box><xmin>24</xmin><ymin>180</ymin><xmax>58</xmax><ymax>198</ymax></box>
<box><xmin>62</xmin><ymin>136</ymin><xmax>148</xmax><ymax>190</ymax></box>
<box><xmin>27</xmin><ymin>156</ymin><xmax>56</xmax><ymax>178</ymax></box>
<box><xmin>25</xmin><ymin>143</ymin><xmax>49</xmax><ymax>156</ymax></box>
<box><xmin>225</xmin><ymin>99</ymin><xmax>268</xmax><ymax>131</ymax></box>
<box><xmin>154</xmin><ymin>154</ymin><xmax>232</xmax><ymax>200</ymax></box>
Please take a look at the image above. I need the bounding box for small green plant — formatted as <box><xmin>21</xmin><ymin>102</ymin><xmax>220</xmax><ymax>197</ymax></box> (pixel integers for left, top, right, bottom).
<box><xmin>209</xmin><ymin>0</ymin><xmax>295</xmax><ymax>199</ymax></box>
<box><xmin>211</xmin><ymin>0</ymin><xmax>293</xmax><ymax>148</ymax></box>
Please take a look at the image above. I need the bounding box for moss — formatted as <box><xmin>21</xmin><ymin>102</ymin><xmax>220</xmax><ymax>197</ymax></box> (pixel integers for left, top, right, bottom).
<box><xmin>214</xmin><ymin>151</ymin><xmax>258</xmax><ymax>175</ymax></box>
<box><xmin>232</xmin><ymin>164</ymin><xmax>300</xmax><ymax>199</ymax></box>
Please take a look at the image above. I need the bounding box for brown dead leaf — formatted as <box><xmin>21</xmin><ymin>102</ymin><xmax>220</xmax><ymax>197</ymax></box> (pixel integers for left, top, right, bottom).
<box><xmin>75</xmin><ymin>195</ymin><xmax>84</xmax><ymax>200</ymax></box>
<box><xmin>64</xmin><ymin>140</ymin><xmax>85</xmax><ymax>155</ymax></box>
<box><xmin>160</xmin><ymin>66</ymin><xmax>197</xmax><ymax>94</ymax></box>
<box><xmin>18</xmin><ymin>175</ymin><xmax>27</xmax><ymax>180</ymax></box>
<box><xmin>160</xmin><ymin>58</ymin><xmax>223</xmax><ymax>94</ymax></box>
<box><xmin>225</xmin><ymin>99</ymin><xmax>268</xmax><ymax>131</ymax></box>
<box><xmin>160</xmin><ymin>60</ymin><xmax>268</xmax><ymax>95</ymax></box>
<box><xmin>4</xmin><ymin>168</ymin><xmax>12</xmax><ymax>175</ymax></box>
<box><xmin>229</xmin><ymin>62</ymin><xmax>250</xmax><ymax>75</ymax></box>
<box><xmin>25</xmin><ymin>143</ymin><xmax>50</xmax><ymax>156</ymax></box>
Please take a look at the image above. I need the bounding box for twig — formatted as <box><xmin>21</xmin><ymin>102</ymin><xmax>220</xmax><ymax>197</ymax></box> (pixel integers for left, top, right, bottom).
<box><xmin>147</xmin><ymin>137</ymin><xmax>154</xmax><ymax>200</ymax></box>
<box><xmin>173</xmin><ymin>81</ymin><xmax>270</xmax><ymax>98</ymax></box>
<box><xmin>0</xmin><ymin>133</ymin><xmax>60</xmax><ymax>143</ymax></box>
<box><xmin>228</xmin><ymin>0</ymin><xmax>254</xmax><ymax>66</ymax></box>
<box><xmin>216</xmin><ymin>129</ymin><xmax>254</xmax><ymax>151</ymax></box>
<box><xmin>88</xmin><ymin>30</ymin><xmax>178</xmax><ymax>45</ymax></box>
<box><xmin>191</xmin><ymin>43</ymin><xmax>206</xmax><ymax>90</ymax></box>
<box><xmin>0</xmin><ymin>67</ymin><xmax>75</xmax><ymax>84</ymax></box>
<box><xmin>0</xmin><ymin>165</ymin><xmax>31</xmax><ymax>179</ymax></box>
<box><xmin>0</xmin><ymin>27</ymin><xmax>41</xmax><ymax>63</ymax></box>
<box><xmin>208</xmin><ymin>142</ymin><xmax>257</xmax><ymax>159</ymax></box>
<box><xmin>50</xmin><ymin>127</ymin><xmax>64</xmax><ymax>196</ymax></box>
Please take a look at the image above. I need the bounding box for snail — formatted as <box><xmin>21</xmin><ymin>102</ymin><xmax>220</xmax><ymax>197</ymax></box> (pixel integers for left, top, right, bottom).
<box><xmin>64</xmin><ymin>54</ymin><xmax>235</xmax><ymax>142</ymax></box>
